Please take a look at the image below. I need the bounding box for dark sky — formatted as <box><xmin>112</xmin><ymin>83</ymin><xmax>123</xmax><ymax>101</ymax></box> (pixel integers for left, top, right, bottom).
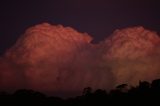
<box><xmin>0</xmin><ymin>0</ymin><xmax>160</xmax><ymax>54</ymax></box>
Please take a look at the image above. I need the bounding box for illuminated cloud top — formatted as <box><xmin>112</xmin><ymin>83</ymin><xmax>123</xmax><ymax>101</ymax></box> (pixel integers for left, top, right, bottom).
<box><xmin>104</xmin><ymin>27</ymin><xmax>160</xmax><ymax>59</ymax></box>
<box><xmin>5</xmin><ymin>23</ymin><xmax>92</xmax><ymax>65</ymax></box>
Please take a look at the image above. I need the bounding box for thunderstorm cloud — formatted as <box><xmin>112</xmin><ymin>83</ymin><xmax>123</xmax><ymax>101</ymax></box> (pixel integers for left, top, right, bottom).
<box><xmin>0</xmin><ymin>23</ymin><xmax>160</xmax><ymax>97</ymax></box>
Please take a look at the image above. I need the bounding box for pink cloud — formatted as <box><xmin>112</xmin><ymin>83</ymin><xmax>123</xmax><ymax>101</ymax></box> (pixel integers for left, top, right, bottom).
<box><xmin>0</xmin><ymin>23</ymin><xmax>160</xmax><ymax>97</ymax></box>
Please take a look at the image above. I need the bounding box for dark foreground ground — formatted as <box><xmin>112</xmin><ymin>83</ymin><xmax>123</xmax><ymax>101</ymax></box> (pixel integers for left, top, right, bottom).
<box><xmin>1</xmin><ymin>79</ymin><xmax>160</xmax><ymax>106</ymax></box>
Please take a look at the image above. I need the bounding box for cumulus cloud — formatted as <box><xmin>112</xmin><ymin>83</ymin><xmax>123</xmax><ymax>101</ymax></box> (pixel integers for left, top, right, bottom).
<box><xmin>0</xmin><ymin>23</ymin><xmax>160</xmax><ymax>97</ymax></box>
<box><xmin>101</xmin><ymin>27</ymin><xmax>160</xmax><ymax>85</ymax></box>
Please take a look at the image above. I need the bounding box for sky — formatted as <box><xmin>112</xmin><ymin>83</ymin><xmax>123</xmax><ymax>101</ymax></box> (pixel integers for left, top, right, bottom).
<box><xmin>0</xmin><ymin>0</ymin><xmax>160</xmax><ymax>54</ymax></box>
<box><xmin>0</xmin><ymin>0</ymin><xmax>160</xmax><ymax>97</ymax></box>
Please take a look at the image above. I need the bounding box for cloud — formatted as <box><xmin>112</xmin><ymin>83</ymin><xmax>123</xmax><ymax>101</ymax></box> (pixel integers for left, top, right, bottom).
<box><xmin>102</xmin><ymin>27</ymin><xmax>160</xmax><ymax>85</ymax></box>
<box><xmin>0</xmin><ymin>23</ymin><xmax>160</xmax><ymax>97</ymax></box>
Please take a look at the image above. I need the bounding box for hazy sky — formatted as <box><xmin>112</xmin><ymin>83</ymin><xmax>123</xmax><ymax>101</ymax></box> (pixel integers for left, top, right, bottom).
<box><xmin>0</xmin><ymin>0</ymin><xmax>160</xmax><ymax>54</ymax></box>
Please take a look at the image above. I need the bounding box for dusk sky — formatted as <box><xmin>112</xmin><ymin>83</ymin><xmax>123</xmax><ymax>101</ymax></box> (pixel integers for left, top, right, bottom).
<box><xmin>1</xmin><ymin>0</ymin><xmax>160</xmax><ymax>97</ymax></box>
<box><xmin>0</xmin><ymin>0</ymin><xmax>160</xmax><ymax>54</ymax></box>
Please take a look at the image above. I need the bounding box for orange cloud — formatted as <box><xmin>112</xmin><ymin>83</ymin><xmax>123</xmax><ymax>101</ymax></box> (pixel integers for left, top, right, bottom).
<box><xmin>0</xmin><ymin>23</ymin><xmax>160</xmax><ymax>97</ymax></box>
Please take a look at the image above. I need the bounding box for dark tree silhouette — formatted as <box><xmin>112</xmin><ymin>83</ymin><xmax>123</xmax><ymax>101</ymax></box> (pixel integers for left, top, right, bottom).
<box><xmin>1</xmin><ymin>78</ymin><xmax>160</xmax><ymax>106</ymax></box>
<box><xmin>82</xmin><ymin>87</ymin><xmax>92</xmax><ymax>96</ymax></box>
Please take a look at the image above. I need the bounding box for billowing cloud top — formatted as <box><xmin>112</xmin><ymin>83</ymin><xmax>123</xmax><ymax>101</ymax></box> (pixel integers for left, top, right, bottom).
<box><xmin>104</xmin><ymin>27</ymin><xmax>160</xmax><ymax>59</ymax></box>
<box><xmin>1</xmin><ymin>23</ymin><xmax>160</xmax><ymax>97</ymax></box>
<box><xmin>5</xmin><ymin>23</ymin><xmax>92</xmax><ymax>65</ymax></box>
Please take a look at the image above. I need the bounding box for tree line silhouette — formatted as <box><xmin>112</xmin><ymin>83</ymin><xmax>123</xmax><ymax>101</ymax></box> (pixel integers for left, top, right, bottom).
<box><xmin>1</xmin><ymin>79</ymin><xmax>160</xmax><ymax>106</ymax></box>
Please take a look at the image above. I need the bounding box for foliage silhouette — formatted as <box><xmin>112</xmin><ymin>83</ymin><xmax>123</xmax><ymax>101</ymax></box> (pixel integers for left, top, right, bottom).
<box><xmin>1</xmin><ymin>79</ymin><xmax>160</xmax><ymax>105</ymax></box>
